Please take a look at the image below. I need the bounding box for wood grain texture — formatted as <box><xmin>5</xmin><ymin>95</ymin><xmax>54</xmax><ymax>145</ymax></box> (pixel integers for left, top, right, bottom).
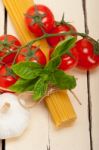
<box><xmin>6</xmin><ymin>0</ymin><xmax>90</xmax><ymax>150</ymax></box>
<box><xmin>42</xmin><ymin>0</ymin><xmax>90</xmax><ymax>150</ymax></box>
<box><xmin>6</xmin><ymin>103</ymin><xmax>49</xmax><ymax>150</ymax></box>
<box><xmin>0</xmin><ymin>141</ymin><xmax>1</xmax><ymax>150</ymax></box>
<box><xmin>86</xmin><ymin>0</ymin><xmax>99</xmax><ymax>150</ymax></box>
<box><xmin>0</xmin><ymin>0</ymin><xmax>98</xmax><ymax>150</ymax></box>
<box><xmin>0</xmin><ymin>0</ymin><xmax>4</xmax><ymax>34</ymax></box>
<box><xmin>0</xmin><ymin>142</ymin><xmax>1</xmax><ymax>150</ymax></box>
<box><xmin>82</xmin><ymin>1</ymin><xmax>93</xmax><ymax>149</ymax></box>
<box><xmin>0</xmin><ymin>0</ymin><xmax>5</xmax><ymax>149</ymax></box>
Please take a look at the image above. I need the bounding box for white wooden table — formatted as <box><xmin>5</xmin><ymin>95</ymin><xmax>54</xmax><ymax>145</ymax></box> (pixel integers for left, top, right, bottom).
<box><xmin>0</xmin><ymin>0</ymin><xmax>99</xmax><ymax>150</ymax></box>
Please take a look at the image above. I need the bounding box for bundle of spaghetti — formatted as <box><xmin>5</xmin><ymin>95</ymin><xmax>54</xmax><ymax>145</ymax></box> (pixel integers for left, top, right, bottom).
<box><xmin>45</xmin><ymin>90</ymin><xmax>77</xmax><ymax>127</ymax></box>
<box><xmin>3</xmin><ymin>0</ymin><xmax>77</xmax><ymax>127</ymax></box>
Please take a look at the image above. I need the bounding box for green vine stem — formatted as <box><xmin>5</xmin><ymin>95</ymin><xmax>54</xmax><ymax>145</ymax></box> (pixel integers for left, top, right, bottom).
<box><xmin>22</xmin><ymin>31</ymin><xmax>98</xmax><ymax>48</ymax></box>
<box><xmin>12</xmin><ymin>31</ymin><xmax>98</xmax><ymax>64</ymax></box>
<box><xmin>0</xmin><ymin>31</ymin><xmax>99</xmax><ymax>65</ymax></box>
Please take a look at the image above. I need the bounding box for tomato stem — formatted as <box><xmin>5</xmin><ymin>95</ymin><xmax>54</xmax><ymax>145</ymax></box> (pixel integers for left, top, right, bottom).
<box><xmin>8</xmin><ymin>31</ymin><xmax>99</xmax><ymax>65</ymax></box>
<box><xmin>12</xmin><ymin>47</ymin><xmax>22</xmax><ymax>65</ymax></box>
<box><xmin>23</xmin><ymin>31</ymin><xmax>97</xmax><ymax>47</ymax></box>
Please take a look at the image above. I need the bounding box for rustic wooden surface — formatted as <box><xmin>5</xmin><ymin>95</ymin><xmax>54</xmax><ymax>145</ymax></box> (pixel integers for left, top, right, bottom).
<box><xmin>0</xmin><ymin>0</ymin><xmax>5</xmax><ymax>149</ymax></box>
<box><xmin>0</xmin><ymin>0</ymin><xmax>99</xmax><ymax>150</ymax></box>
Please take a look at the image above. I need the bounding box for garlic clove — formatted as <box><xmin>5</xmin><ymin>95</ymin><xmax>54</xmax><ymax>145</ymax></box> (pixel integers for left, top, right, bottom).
<box><xmin>0</xmin><ymin>93</ymin><xmax>30</xmax><ymax>139</ymax></box>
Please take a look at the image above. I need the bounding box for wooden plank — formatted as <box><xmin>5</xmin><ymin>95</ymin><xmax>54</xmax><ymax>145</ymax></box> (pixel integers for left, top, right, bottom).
<box><xmin>6</xmin><ymin>102</ymin><xmax>49</xmax><ymax>150</ymax></box>
<box><xmin>42</xmin><ymin>0</ymin><xmax>91</xmax><ymax>149</ymax></box>
<box><xmin>86</xmin><ymin>0</ymin><xmax>99</xmax><ymax>150</ymax></box>
<box><xmin>0</xmin><ymin>141</ymin><xmax>1</xmax><ymax>150</ymax></box>
<box><xmin>0</xmin><ymin>0</ymin><xmax>5</xmax><ymax>149</ymax></box>
<box><xmin>5</xmin><ymin>1</ymin><xmax>48</xmax><ymax>150</ymax></box>
<box><xmin>0</xmin><ymin>1</ymin><xmax>5</xmax><ymax>35</ymax></box>
<box><xmin>3</xmin><ymin>0</ymin><xmax>91</xmax><ymax>150</ymax></box>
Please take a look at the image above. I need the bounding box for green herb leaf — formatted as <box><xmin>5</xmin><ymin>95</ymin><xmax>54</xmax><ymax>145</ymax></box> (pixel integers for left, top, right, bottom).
<box><xmin>9</xmin><ymin>78</ymin><xmax>38</xmax><ymax>93</ymax></box>
<box><xmin>51</xmin><ymin>36</ymin><xmax>76</xmax><ymax>58</ymax></box>
<box><xmin>10</xmin><ymin>36</ymin><xmax>77</xmax><ymax>101</ymax></box>
<box><xmin>12</xmin><ymin>62</ymin><xmax>42</xmax><ymax>79</ymax></box>
<box><xmin>50</xmin><ymin>69</ymin><xmax>76</xmax><ymax>90</ymax></box>
<box><xmin>33</xmin><ymin>78</ymin><xmax>48</xmax><ymax>101</ymax></box>
<box><xmin>44</xmin><ymin>56</ymin><xmax>61</xmax><ymax>72</ymax></box>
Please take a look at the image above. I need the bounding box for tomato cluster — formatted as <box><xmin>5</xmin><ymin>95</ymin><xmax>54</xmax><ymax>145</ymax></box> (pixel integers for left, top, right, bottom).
<box><xmin>25</xmin><ymin>4</ymin><xmax>99</xmax><ymax>71</ymax></box>
<box><xmin>0</xmin><ymin>4</ymin><xmax>99</xmax><ymax>90</ymax></box>
<box><xmin>0</xmin><ymin>35</ymin><xmax>46</xmax><ymax>89</ymax></box>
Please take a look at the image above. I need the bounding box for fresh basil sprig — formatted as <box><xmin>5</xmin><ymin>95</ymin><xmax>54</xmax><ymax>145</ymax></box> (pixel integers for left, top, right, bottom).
<box><xmin>12</xmin><ymin>61</ymin><xmax>42</xmax><ymax>79</ymax></box>
<box><xmin>10</xmin><ymin>36</ymin><xmax>77</xmax><ymax>101</ymax></box>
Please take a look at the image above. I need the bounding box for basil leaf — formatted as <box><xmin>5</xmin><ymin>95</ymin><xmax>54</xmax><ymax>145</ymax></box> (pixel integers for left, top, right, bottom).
<box><xmin>51</xmin><ymin>36</ymin><xmax>76</xmax><ymax>58</ymax></box>
<box><xmin>12</xmin><ymin>62</ymin><xmax>42</xmax><ymax>79</ymax></box>
<box><xmin>33</xmin><ymin>78</ymin><xmax>48</xmax><ymax>101</ymax></box>
<box><xmin>9</xmin><ymin>78</ymin><xmax>37</xmax><ymax>93</ymax></box>
<box><xmin>44</xmin><ymin>56</ymin><xmax>61</xmax><ymax>72</ymax></box>
<box><xmin>51</xmin><ymin>69</ymin><xmax>76</xmax><ymax>90</ymax></box>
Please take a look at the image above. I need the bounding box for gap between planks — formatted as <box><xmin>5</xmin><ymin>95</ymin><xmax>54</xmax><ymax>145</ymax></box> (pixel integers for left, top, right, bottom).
<box><xmin>2</xmin><ymin>7</ymin><xmax>7</xmax><ymax>150</ymax></box>
<box><xmin>2</xmin><ymin>1</ymin><xmax>93</xmax><ymax>150</ymax></box>
<box><xmin>82</xmin><ymin>0</ymin><xmax>93</xmax><ymax>150</ymax></box>
<box><xmin>2</xmin><ymin>6</ymin><xmax>51</xmax><ymax>150</ymax></box>
<box><xmin>46</xmin><ymin>0</ymin><xmax>94</xmax><ymax>150</ymax></box>
<box><xmin>47</xmin><ymin>114</ymin><xmax>51</xmax><ymax>150</ymax></box>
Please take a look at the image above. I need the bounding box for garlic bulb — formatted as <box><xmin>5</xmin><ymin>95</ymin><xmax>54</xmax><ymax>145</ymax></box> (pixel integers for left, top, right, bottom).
<box><xmin>0</xmin><ymin>93</ymin><xmax>30</xmax><ymax>139</ymax></box>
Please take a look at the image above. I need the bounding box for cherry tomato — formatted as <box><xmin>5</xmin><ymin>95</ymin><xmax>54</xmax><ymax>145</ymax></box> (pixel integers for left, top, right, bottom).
<box><xmin>25</xmin><ymin>4</ymin><xmax>55</xmax><ymax>37</ymax></box>
<box><xmin>0</xmin><ymin>35</ymin><xmax>21</xmax><ymax>64</ymax></box>
<box><xmin>58</xmin><ymin>47</ymin><xmax>78</xmax><ymax>71</ymax></box>
<box><xmin>16</xmin><ymin>46</ymin><xmax>46</xmax><ymax>65</ymax></box>
<box><xmin>76</xmin><ymin>38</ymin><xmax>99</xmax><ymax>70</ymax></box>
<box><xmin>0</xmin><ymin>65</ymin><xmax>17</xmax><ymax>88</ymax></box>
<box><xmin>47</xmin><ymin>24</ymin><xmax>77</xmax><ymax>47</ymax></box>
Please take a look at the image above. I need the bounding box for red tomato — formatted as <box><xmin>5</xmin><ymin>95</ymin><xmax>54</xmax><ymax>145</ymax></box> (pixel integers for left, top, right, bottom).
<box><xmin>47</xmin><ymin>24</ymin><xmax>77</xmax><ymax>47</ymax></box>
<box><xmin>76</xmin><ymin>38</ymin><xmax>99</xmax><ymax>70</ymax></box>
<box><xmin>16</xmin><ymin>46</ymin><xmax>46</xmax><ymax>65</ymax></box>
<box><xmin>25</xmin><ymin>4</ymin><xmax>55</xmax><ymax>37</ymax></box>
<box><xmin>0</xmin><ymin>65</ymin><xmax>17</xmax><ymax>88</ymax></box>
<box><xmin>58</xmin><ymin>47</ymin><xmax>78</xmax><ymax>70</ymax></box>
<box><xmin>0</xmin><ymin>35</ymin><xmax>21</xmax><ymax>64</ymax></box>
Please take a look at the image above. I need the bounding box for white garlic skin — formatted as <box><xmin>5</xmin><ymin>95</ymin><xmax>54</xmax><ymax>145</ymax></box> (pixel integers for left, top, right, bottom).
<box><xmin>0</xmin><ymin>93</ymin><xmax>30</xmax><ymax>139</ymax></box>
